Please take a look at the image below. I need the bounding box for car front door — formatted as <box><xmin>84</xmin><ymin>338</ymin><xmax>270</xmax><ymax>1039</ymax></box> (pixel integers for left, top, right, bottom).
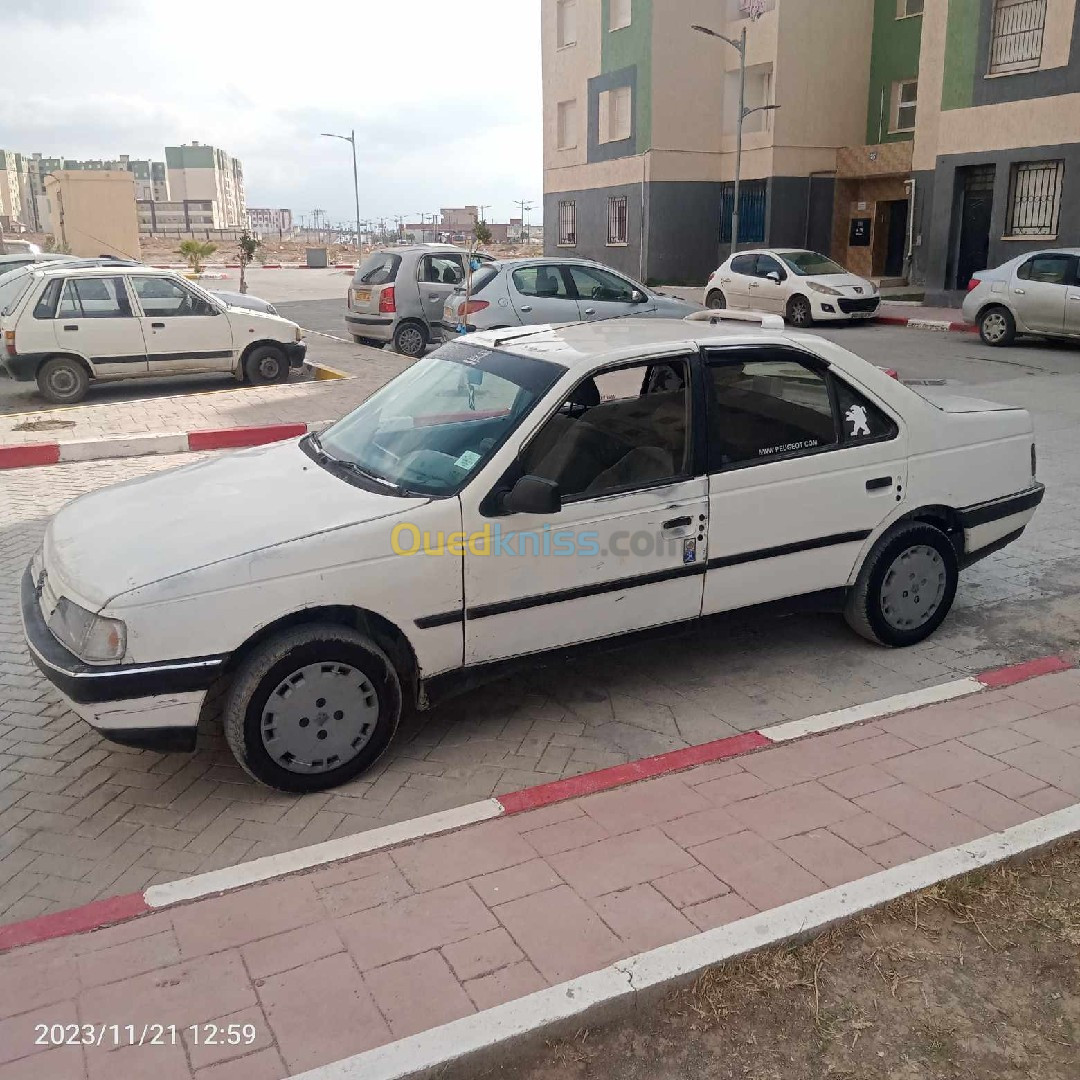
<box><xmin>567</xmin><ymin>264</ymin><xmax>653</xmax><ymax>321</ymax></box>
<box><xmin>748</xmin><ymin>254</ymin><xmax>788</xmax><ymax>314</ymax></box>
<box><xmin>129</xmin><ymin>275</ymin><xmax>234</xmax><ymax>375</ymax></box>
<box><xmin>417</xmin><ymin>253</ymin><xmax>465</xmax><ymax>329</ymax></box>
<box><xmin>1011</xmin><ymin>254</ymin><xmax>1075</xmax><ymax>334</ymax></box>
<box><xmin>720</xmin><ymin>254</ymin><xmax>758</xmax><ymax>309</ymax></box>
<box><xmin>459</xmin><ymin>354</ymin><xmax>708</xmax><ymax>665</ymax></box>
<box><xmin>701</xmin><ymin>345</ymin><xmax>907</xmax><ymax>616</ymax></box>
<box><xmin>51</xmin><ymin>276</ymin><xmax>148</xmax><ymax>377</ymax></box>
<box><xmin>507</xmin><ymin>264</ymin><xmax>581</xmax><ymax>324</ymax></box>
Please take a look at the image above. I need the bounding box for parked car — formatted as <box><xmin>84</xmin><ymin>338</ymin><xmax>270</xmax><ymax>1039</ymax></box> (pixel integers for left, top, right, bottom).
<box><xmin>344</xmin><ymin>244</ymin><xmax>495</xmax><ymax>357</ymax></box>
<box><xmin>210</xmin><ymin>290</ymin><xmax>280</xmax><ymax>317</ymax></box>
<box><xmin>0</xmin><ymin>265</ymin><xmax>305</xmax><ymax>403</ymax></box>
<box><xmin>435</xmin><ymin>258</ymin><xmax>702</xmax><ymax>340</ymax></box>
<box><xmin>23</xmin><ymin>311</ymin><xmax>1042</xmax><ymax>791</ymax></box>
<box><xmin>705</xmin><ymin>249</ymin><xmax>880</xmax><ymax>327</ymax></box>
<box><xmin>0</xmin><ymin>239</ymin><xmax>42</xmax><ymax>256</ymax></box>
<box><xmin>962</xmin><ymin>248</ymin><xmax>1080</xmax><ymax>347</ymax></box>
<box><xmin>0</xmin><ymin>252</ymin><xmax>81</xmax><ymax>278</ymax></box>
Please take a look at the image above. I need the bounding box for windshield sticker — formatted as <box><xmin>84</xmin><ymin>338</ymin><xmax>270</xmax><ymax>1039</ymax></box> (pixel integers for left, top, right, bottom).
<box><xmin>758</xmin><ymin>439</ymin><xmax>818</xmax><ymax>457</ymax></box>
<box><xmin>846</xmin><ymin>404</ymin><xmax>871</xmax><ymax>437</ymax></box>
<box><xmin>454</xmin><ymin>450</ymin><xmax>481</xmax><ymax>471</ymax></box>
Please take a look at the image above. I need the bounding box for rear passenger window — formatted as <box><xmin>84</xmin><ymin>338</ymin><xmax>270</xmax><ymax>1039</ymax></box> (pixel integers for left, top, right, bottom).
<box><xmin>512</xmin><ymin>266</ymin><xmax>570</xmax><ymax>298</ymax></box>
<box><xmin>835</xmin><ymin>379</ymin><xmax>898</xmax><ymax>444</ymax></box>
<box><xmin>56</xmin><ymin>277</ymin><xmax>130</xmax><ymax>319</ymax></box>
<box><xmin>730</xmin><ymin>254</ymin><xmax>758</xmax><ymax>276</ymax></box>
<box><xmin>31</xmin><ymin>279</ymin><xmax>62</xmax><ymax>319</ymax></box>
<box><xmin>708</xmin><ymin>358</ymin><xmax>836</xmax><ymax>468</ymax></box>
<box><xmin>418</xmin><ymin>255</ymin><xmax>464</xmax><ymax>286</ymax></box>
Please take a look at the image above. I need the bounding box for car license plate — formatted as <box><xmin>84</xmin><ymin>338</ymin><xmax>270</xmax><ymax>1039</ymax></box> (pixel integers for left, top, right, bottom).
<box><xmin>354</xmin><ymin>288</ymin><xmax>371</xmax><ymax>302</ymax></box>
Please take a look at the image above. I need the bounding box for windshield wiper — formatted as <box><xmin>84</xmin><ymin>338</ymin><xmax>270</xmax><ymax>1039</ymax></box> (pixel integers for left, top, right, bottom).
<box><xmin>305</xmin><ymin>432</ymin><xmax>410</xmax><ymax>494</ymax></box>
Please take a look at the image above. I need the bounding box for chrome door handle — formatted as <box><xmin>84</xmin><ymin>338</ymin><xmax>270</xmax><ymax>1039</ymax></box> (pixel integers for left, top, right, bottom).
<box><xmin>1069</xmin><ymin>296</ymin><xmax>1080</xmax><ymax>302</ymax></box>
<box><xmin>428</xmin><ymin>294</ymin><xmax>440</xmax><ymax>300</ymax></box>
<box><xmin>748</xmin><ymin>282</ymin><xmax>759</xmax><ymax>288</ymax></box>
<box><xmin>62</xmin><ymin>324</ymin><xmax>78</xmax><ymax>331</ymax></box>
<box><xmin>519</xmin><ymin>305</ymin><xmax>532</xmax><ymax>312</ymax></box>
<box><xmin>151</xmin><ymin>322</ymin><xmax>165</xmax><ymax>329</ymax></box>
<box><xmin>1014</xmin><ymin>288</ymin><xmax>1026</xmax><ymax>295</ymax></box>
<box><xmin>584</xmin><ymin>308</ymin><xmax>596</xmax><ymax>315</ymax></box>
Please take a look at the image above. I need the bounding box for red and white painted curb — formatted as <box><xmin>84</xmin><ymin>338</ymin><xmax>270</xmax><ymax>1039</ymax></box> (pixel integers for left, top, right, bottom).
<box><xmin>0</xmin><ymin>422</ymin><xmax>314</xmax><ymax>471</ymax></box>
<box><xmin>876</xmin><ymin>313</ymin><xmax>977</xmax><ymax>334</ymax></box>
<box><xmin>0</xmin><ymin>653</ymin><xmax>1070</xmax><ymax>955</ymax></box>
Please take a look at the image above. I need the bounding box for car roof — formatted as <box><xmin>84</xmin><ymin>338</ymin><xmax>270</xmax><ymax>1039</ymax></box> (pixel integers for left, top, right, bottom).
<box><xmin>474</xmin><ymin>317</ymin><xmax>802</xmax><ymax>371</ymax></box>
<box><xmin>31</xmin><ymin>263</ymin><xmax>169</xmax><ymax>279</ymax></box>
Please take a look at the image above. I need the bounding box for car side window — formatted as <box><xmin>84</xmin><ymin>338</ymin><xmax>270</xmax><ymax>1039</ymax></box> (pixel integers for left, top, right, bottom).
<box><xmin>834</xmin><ymin>379</ymin><xmax>898</xmax><ymax>444</ymax></box>
<box><xmin>519</xmin><ymin>358</ymin><xmax>690</xmax><ymax>500</ymax></box>
<box><xmin>707</xmin><ymin>354</ymin><xmax>836</xmax><ymax>469</ymax></box>
<box><xmin>567</xmin><ymin>265</ymin><xmax>635</xmax><ymax>303</ymax></box>
<box><xmin>512</xmin><ymin>266</ymin><xmax>570</xmax><ymax>298</ymax></box>
<box><xmin>56</xmin><ymin>277</ymin><xmax>132</xmax><ymax>319</ymax></box>
<box><xmin>730</xmin><ymin>254</ymin><xmax>757</xmax><ymax>276</ymax></box>
<box><xmin>1016</xmin><ymin>255</ymin><xmax>1075</xmax><ymax>285</ymax></box>
<box><xmin>132</xmin><ymin>276</ymin><xmax>215</xmax><ymax>317</ymax></box>
<box><xmin>33</xmin><ymin>278</ymin><xmax>63</xmax><ymax>319</ymax></box>
<box><xmin>418</xmin><ymin>254</ymin><xmax>464</xmax><ymax>286</ymax></box>
<box><xmin>756</xmin><ymin>255</ymin><xmax>785</xmax><ymax>280</ymax></box>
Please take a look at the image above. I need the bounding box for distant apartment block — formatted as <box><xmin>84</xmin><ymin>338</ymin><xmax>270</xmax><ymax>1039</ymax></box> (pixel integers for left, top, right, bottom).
<box><xmin>247</xmin><ymin>207</ymin><xmax>293</xmax><ymax>234</ymax></box>
<box><xmin>137</xmin><ymin>199</ymin><xmax>216</xmax><ymax>232</ymax></box>
<box><xmin>165</xmin><ymin>142</ymin><xmax>246</xmax><ymax>228</ymax></box>
<box><xmin>0</xmin><ymin>150</ymin><xmax>29</xmax><ymax>230</ymax></box>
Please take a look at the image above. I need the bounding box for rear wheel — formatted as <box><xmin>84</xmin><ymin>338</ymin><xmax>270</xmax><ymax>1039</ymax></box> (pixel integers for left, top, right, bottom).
<box><xmin>223</xmin><ymin>624</ymin><xmax>402</xmax><ymax>792</ymax></box>
<box><xmin>37</xmin><ymin>357</ymin><xmax>89</xmax><ymax>404</ymax></box>
<box><xmin>845</xmin><ymin>522</ymin><xmax>958</xmax><ymax>647</ymax></box>
<box><xmin>706</xmin><ymin>290</ymin><xmax>727</xmax><ymax>310</ymax></box>
<box><xmin>393</xmin><ymin>321</ymin><xmax>427</xmax><ymax>358</ymax></box>
<box><xmin>786</xmin><ymin>295</ymin><xmax>813</xmax><ymax>327</ymax></box>
<box><xmin>244</xmin><ymin>344</ymin><xmax>290</xmax><ymax>384</ymax></box>
<box><xmin>978</xmin><ymin>305</ymin><xmax>1015</xmax><ymax>347</ymax></box>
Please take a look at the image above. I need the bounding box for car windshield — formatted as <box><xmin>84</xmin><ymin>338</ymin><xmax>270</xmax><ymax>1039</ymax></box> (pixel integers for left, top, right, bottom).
<box><xmin>0</xmin><ymin>274</ymin><xmax>32</xmax><ymax>316</ymax></box>
<box><xmin>314</xmin><ymin>339</ymin><xmax>565</xmax><ymax>497</ymax></box>
<box><xmin>780</xmin><ymin>251</ymin><xmax>847</xmax><ymax>277</ymax></box>
<box><xmin>354</xmin><ymin>252</ymin><xmax>401</xmax><ymax>286</ymax></box>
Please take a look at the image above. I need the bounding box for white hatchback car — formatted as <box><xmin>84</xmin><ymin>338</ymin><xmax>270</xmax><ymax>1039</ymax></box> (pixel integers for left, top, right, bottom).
<box><xmin>23</xmin><ymin>313</ymin><xmax>1042</xmax><ymax>791</ymax></box>
<box><xmin>705</xmin><ymin>249</ymin><xmax>880</xmax><ymax>327</ymax></box>
<box><xmin>0</xmin><ymin>265</ymin><xmax>306</xmax><ymax>403</ymax></box>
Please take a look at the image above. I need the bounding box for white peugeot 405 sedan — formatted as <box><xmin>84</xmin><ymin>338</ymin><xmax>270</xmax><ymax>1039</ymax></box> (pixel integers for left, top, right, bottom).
<box><xmin>23</xmin><ymin>312</ymin><xmax>1043</xmax><ymax>792</ymax></box>
<box><xmin>705</xmin><ymin>249</ymin><xmax>880</xmax><ymax>327</ymax></box>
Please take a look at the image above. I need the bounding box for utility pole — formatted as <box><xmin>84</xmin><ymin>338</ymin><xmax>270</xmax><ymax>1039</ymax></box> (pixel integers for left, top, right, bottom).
<box><xmin>515</xmin><ymin>199</ymin><xmax>535</xmax><ymax>242</ymax></box>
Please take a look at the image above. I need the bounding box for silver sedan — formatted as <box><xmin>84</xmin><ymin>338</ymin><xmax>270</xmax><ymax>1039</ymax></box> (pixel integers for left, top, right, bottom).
<box><xmin>435</xmin><ymin>257</ymin><xmax>702</xmax><ymax>339</ymax></box>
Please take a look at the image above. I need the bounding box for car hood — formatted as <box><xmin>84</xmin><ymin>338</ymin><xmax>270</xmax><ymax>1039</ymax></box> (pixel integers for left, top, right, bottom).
<box><xmin>807</xmin><ymin>274</ymin><xmax>875</xmax><ymax>293</ymax></box>
<box><xmin>43</xmin><ymin>439</ymin><xmax>423</xmax><ymax>610</ymax></box>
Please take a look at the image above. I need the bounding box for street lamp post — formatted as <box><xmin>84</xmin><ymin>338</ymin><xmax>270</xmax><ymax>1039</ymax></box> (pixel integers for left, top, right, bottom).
<box><xmin>320</xmin><ymin>130</ymin><xmax>362</xmax><ymax>257</ymax></box>
<box><xmin>691</xmin><ymin>23</ymin><xmax>779</xmax><ymax>260</ymax></box>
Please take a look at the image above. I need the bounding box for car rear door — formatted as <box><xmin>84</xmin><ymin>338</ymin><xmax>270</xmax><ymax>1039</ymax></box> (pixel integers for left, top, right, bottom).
<box><xmin>720</xmin><ymin>255</ymin><xmax>758</xmax><ymax>309</ymax></box>
<box><xmin>747</xmin><ymin>254</ymin><xmax>788</xmax><ymax>314</ymax></box>
<box><xmin>701</xmin><ymin>344</ymin><xmax>907</xmax><ymax>616</ymax></box>
<box><xmin>51</xmin><ymin>275</ymin><xmax>148</xmax><ymax>377</ymax></box>
<box><xmin>417</xmin><ymin>253</ymin><xmax>466</xmax><ymax>330</ymax></box>
<box><xmin>507</xmin><ymin>264</ymin><xmax>581</xmax><ymax>324</ymax></box>
<box><xmin>129</xmin><ymin>274</ymin><xmax>234</xmax><ymax>375</ymax></box>
<box><xmin>1011</xmin><ymin>253</ymin><xmax>1073</xmax><ymax>334</ymax></box>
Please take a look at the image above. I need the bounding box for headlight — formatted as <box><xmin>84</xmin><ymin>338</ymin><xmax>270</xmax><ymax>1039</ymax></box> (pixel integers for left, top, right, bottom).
<box><xmin>48</xmin><ymin>597</ymin><xmax>126</xmax><ymax>662</ymax></box>
<box><xmin>807</xmin><ymin>282</ymin><xmax>841</xmax><ymax>296</ymax></box>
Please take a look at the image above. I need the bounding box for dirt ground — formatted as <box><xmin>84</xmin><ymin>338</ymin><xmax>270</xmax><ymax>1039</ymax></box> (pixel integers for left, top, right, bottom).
<box><xmin>457</xmin><ymin>839</ymin><xmax>1080</xmax><ymax>1080</ymax></box>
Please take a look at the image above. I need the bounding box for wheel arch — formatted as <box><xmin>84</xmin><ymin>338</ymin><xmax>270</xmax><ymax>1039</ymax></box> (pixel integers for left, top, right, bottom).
<box><xmin>976</xmin><ymin>299</ymin><xmax>1018</xmax><ymax>325</ymax></box>
<box><xmin>42</xmin><ymin>352</ymin><xmax>95</xmax><ymax>378</ymax></box>
<box><xmin>239</xmin><ymin>338</ymin><xmax>287</xmax><ymax>364</ymax></box>
<box><xmin>892</xmin><ymin>504</ymin><xmax>965</xmax><ymax>557</ymax></box>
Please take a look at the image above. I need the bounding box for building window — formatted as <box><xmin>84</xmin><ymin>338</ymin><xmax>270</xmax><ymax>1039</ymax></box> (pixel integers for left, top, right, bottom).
<box><xmin>556</xmin><ymin>0</ymin><xmax>577</xmax><ymax>47</ymax></box>
<box><xmin>989</xmin><ymin>0</ymin><xmax>1046</xmax><ymax>74</ymax></box>
<box><xmin>1005</xmin><ymin>160</ymin><xmax>1064</xmax><ymax>237</ymax></box>
<box><xmin>897</xmin><ymin>0</ymin><xmax>923</xmax><ymax>16</ymax></box>
<box><xmin>719</xmin><ymin>180</ymin><xmax>767</xmax><ymax>244</ymax></box>
<box><xmin>892</xmin><ymin>79</ymin><xmax>917</xmax><ymax>132</ymax></box>
<box><xmin>607</xmin><ymin>196</ymin><xmax>628</xmax><ymax>245</ymax></box>
<box><xmin>558</xmin><ymin>200</ymin><xmax>577</xmax><ymax>246</ymax></box>
<box><xmin>556</xmin><ymin>100</ymin><xmax>578</xmax><ymax>150</ymax></box>
<box><xmin>599</xmin><ymin>85</ymin><xmax>632</xmax><ymax>144</ymax></box>
<box><xmin>610</xmin><ymin>0</ymin><xmax>631</xmax><ymax>30</ymax></box>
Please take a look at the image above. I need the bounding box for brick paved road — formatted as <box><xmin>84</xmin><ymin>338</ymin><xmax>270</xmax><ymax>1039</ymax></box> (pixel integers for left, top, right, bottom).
<box><xmin>1</xmin><ymin>404</ymin><xmax>1077</xmax><ymax>924</ymax></box>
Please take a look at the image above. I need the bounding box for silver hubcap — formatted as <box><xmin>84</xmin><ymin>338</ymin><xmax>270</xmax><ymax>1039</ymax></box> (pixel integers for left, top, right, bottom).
<box><xmin>791</xmin><ymin>300</ymin><xmax>809</xmax><ymax>323</ymax></box>
<box><xmin>398</xmin><ymin>327</ymin><xmax>424</xmax><ymax>355</ymax></box>
<box><xmin>880</xmin><ymin>544</ymin><xmax>947</xmax><ymax>631</ymax></box>
<box><xmin>982</xmin><ymin>313</ymin><xmax>1007</xmax><ymax>342</ymax></box>
<box><xmin>261</xmin><ymin>662</ymin><xmax>379</xmax><ymax>774</ymax></box>
<box><xmin>49</xmin><ymin>368</ymin><xmax>78</xmax><ymax>395</ymax></box>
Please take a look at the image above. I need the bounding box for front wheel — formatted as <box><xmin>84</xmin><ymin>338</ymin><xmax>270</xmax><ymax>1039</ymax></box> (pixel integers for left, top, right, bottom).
<box><xmin>786</xmin><ymin>295</ymin><xmax>813</xmax><ymax>327</ymax></box>
<box><xmin>978</xmin><ymin>305</ymin><xmax>1016</xmax><ymax>347</ymax></box>
<box><xmin>37</xmin><ymin>357</ymin><xmax>90</xmax><ymax>404</ymax></box>
<box><xmin>706</xmin><ymin>290</ymin><xmax>727</xmax><ymax>310</ymax></box>
<box><xmin>845</xmin><ymin>522</ymin><xmax>958</xmax><ymax>647</ymax></box>
<box><xmin>244</xmin><ymin>344</ymin><xmax>290</xmax><ymax>384</ymax></box>
<box><xmin>223</xmin><ymin>624</ymin><xmax>402</xmax><ymax>792</ymax></box>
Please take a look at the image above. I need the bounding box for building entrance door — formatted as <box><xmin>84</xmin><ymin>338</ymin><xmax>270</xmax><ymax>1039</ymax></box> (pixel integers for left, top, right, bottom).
<box><xmin>883</xmin><ymin>200</ymin><xmax>908</xmax><ymax>279</ymax></box>
<box><xmin>954</xmin><ymin>165</ymin><xmax>995</xmax><ymax>290</ymax></box>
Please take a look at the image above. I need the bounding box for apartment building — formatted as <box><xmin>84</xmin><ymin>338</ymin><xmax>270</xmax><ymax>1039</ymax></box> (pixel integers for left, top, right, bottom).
<box><xmin>165</xmin><ymin>143</ymin><xmax>247</xmax><ymax>228</ymax></box>
<box><xmin>247</xmin><ymin>207</ymin><xmax>293</xmax><ymax>234</ymax></box>
<box><xmin>0</xmin><ymin>151</ymin><xmax>28</xmax><ymax>230</ymax></box>
<box><xmin>542</xmin><ymin>0</ymin><xmax>875</xmax><ymax>283</ymax></box>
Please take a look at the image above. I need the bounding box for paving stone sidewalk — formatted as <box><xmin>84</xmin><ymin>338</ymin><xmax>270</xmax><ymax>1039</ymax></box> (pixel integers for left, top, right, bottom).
<box><xmin>2</xmin><ymin>667</ymin><xmax>1079</xmax><ymax>1080</ymax></box>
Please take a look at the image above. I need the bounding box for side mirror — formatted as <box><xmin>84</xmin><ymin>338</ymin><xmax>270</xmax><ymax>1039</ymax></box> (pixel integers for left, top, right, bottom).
<box><xmin>631</xmin><ymin>289</ymin><xmax>648</xmax><ymax>303</ymax></box>
<box><xmin>765</xmin><ymin>271</ymin><xmax>783</xmax><ymax>284</ymax></box>
<box><xmin>502</xmin><ymin>474</ymin><xmax>561</xmax><ymax>515</ymax></box>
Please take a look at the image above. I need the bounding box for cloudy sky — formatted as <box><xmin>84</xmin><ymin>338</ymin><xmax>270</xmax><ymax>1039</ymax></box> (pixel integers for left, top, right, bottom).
<box><xmin>2</xmin><ymin>0</ymin><xmax>542</xmax><ymax>226</ymax></box>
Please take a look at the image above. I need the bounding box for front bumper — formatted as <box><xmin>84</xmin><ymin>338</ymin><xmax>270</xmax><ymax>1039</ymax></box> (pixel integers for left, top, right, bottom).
<box><xmin>20</xmin><ymin>565</ymin><xmax>225</xmax><ymax>752</ymax></box>
<box><xmin>284</xmin><ymin>340</ymin><xmax>307</xmax><ymax>369</ymax></box>
<box><xmin>812</xmin><ymin>295</ymin><xmax>880</xmax><ymax>321</ymax></box>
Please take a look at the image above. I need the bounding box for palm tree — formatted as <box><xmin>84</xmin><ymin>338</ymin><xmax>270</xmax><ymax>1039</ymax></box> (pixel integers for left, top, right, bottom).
<box><xmin>178</xmin><ymin>239</ymin><xmax>217</xmax><ymax>275</ymax></box>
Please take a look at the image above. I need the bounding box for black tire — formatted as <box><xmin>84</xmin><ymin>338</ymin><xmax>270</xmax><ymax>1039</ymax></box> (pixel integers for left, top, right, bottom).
<box><xmin>36</xmin><ymin>357</ymin><xmax>90</xmax><ymax>404</ymax></box>
<box><xmin>786</xmin><ymin>294</ymin><xmax>813</xmax><ymax>328</ymax></box>
<box><xmin>845</xmin><ymin>522</ymin><xmax>959</xmax><ymax>647</ymax></box>
<box><xmin>244</xmin><ymin>344</ymin><xmax>290</xmax><ymax>384</ymax></box>
<box><xmin>353</xmin><ymin>334</ymin><xmax>383</xmax><ymax>348</ymax></box>
<box><xmin>978</xmin><ymin>305</ymin><xmax>1016</xmax><ymax>347</ymax></box>
<box><xmin>706</xmin><ymin>290</ymin><xmax>727</xmax><ymax>310</ymax></box>
<box><xmin>393</xmin><ymin>320</ymin><xmax>427</xmax><ymax>358</ymax></box>
<box><xmin>223</xmin><ymin>624</ymin><xmax>402</xmax><ymax>793</ymax></box>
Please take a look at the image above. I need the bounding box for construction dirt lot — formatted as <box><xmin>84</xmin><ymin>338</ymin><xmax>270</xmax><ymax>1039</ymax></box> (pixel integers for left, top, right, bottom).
<box><xmin>458</xmin><ymin>838</ymin><xmax>1080</xmax><ymax>1080</ymax></box>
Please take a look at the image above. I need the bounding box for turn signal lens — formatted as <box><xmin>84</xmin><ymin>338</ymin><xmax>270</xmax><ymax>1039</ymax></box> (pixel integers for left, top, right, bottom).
<box><xmin>3</xmin><ymin>330</ymin><xmax>14</xmax><ymax>357</ymax></box>
<box><xmin>379</xmin><ymin>286</ymin><xmax>396</xmax><ymax>313</ymax></box>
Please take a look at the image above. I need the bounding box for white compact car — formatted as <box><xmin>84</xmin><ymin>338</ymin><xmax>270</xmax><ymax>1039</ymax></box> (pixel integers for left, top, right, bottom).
<box><xmin>705</xmin><ymin>249</ymin><xmax>880</xmax><ymax>327</ymax></box>
<box><xmin>23</xmin><ymin>313</ymin><xmax>1042</xmax><ymax>791</ymax></box>
<box><xmin>0</xmin><ymin>265</ymin><xmax>306</xmax><ymax>403</ymax></box>
<box><xmin>962</xmin><ymin>248</ymin><xmax>1080</xmax><ymax>347</ymax></box>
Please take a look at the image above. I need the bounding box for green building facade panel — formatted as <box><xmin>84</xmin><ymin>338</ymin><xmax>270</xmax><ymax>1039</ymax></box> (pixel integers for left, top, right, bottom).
<box><xmin>866</xmin><ymin>0</ymin><xmax>924</xmax><ymax>143</ymax></box>
<box><xmin>601</xmin><ymin>0</ymin><xmax>652</xmax><ymax>152</ymax></box>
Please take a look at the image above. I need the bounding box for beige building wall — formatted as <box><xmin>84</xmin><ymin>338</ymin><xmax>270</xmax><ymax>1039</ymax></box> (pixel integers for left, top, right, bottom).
<box><xmin>43</xmin><ymin>171</ymin><xmax>140</xmax><ymax>259</ymax></box>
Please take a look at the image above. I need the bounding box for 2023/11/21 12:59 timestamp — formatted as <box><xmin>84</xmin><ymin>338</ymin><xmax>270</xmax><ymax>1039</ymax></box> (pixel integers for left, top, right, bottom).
<box><xmin>35</xmin><ymin>1023</ymin><xmax>259</xmax><ymax>1047</ymax></box>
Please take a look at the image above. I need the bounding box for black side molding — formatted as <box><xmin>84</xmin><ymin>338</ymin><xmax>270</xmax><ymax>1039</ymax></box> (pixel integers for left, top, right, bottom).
<box><xmin>708</xmin><ymin>531</ymin><xmax>871</xmax><ymax>571</ymax></box>
<box><xmin>958</xmin><ymin>483</ymin><xmax>1044</xmax><ymax>529</ymax></box>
